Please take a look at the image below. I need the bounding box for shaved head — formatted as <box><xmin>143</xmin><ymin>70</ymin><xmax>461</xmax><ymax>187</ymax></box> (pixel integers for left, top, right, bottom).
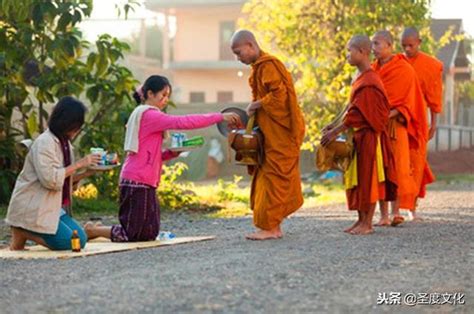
<box><xmin>372</xmin><ymin>30</ymin><xmax>394</xmax><ymax>62</ymax></box>
<box><xmin>402</xmin><ymin>27</ymin><xmax>420</xmax><ymax>40</ymax></box>
<box><xmin>346</xmin><ymin>35</ymin><xmax>372</xmax><ymax>68</ymax></box>
<box><xmin>349</xmin><ymin>35</ymin><xmax>371</xmax><ymax>54</ymax></box>
<box><xmin>401</xmin><ymin>27</ymin><xmax>422</xmax><ymax>58</ymax></box>
<box><xmin>373</xmin><ymin>30</ymin><xmax>394</xmax><ymax>45</ymax></box>
<box><xmin>230</xmin><ymin>29</ymin><xmax>261</xmax><ymax>65</ymax></box>
<box><xmin>231</xmin><ymin>29</ymin><xmax>259</xmax><ymax>47</ymax></box>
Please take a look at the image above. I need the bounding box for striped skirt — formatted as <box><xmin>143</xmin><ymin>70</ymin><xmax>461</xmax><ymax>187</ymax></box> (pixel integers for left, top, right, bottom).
<box><xmin>111</xmin><ymin>179</ymin><xmax>160</xmax><ymax>242</ymax></box>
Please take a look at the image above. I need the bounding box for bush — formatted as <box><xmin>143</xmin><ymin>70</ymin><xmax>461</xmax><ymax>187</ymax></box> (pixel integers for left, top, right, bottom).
<box><xmin>158</xmin><ymin>162</ymin><xmax>199</xmax><ymax>210</ymax></box>
<box><xmin>73</xmin><ymin>197</ymin><xmax>117</xmax><ymax>217</ymax></box>
<box><xmin>217</xmin><ymin>176</ymin><xmax>248</xmax><ymax>203</ymax></box>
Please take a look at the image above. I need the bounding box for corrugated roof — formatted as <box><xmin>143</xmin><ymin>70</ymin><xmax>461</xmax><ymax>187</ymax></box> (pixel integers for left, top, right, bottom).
<box><xmin>430</xmin><ymin>19</ymin><xmax>465</xmax><ymax>70</ymax></box>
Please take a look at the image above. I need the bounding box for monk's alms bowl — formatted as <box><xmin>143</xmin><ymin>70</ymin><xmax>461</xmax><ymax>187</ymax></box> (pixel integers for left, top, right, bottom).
<box><xmin>229</xmin><ymin>129</ymin><xmax>259</xmax><ymax>151</ymax></box>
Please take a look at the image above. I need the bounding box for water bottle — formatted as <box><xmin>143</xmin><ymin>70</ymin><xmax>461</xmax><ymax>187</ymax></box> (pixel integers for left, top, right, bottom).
<box><xmin>171</xmin><ymin>133</ymin><xmax>179</xmax><ymax>148</ymax></box>
<box><xmin>158</xmin><ymin>231</ymin><xmax>176</xmax><ymax>241</ymax></box>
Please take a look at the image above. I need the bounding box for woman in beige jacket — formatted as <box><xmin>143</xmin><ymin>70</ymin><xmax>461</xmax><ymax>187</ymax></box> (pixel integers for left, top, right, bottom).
<box><xmin>6</xmin><ymin>96</ymin><xmax>101</xmax><ymax>250</ymax></box>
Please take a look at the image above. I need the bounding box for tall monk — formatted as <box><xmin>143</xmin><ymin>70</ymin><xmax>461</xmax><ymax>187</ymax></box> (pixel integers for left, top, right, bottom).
<box><xmin>230</xmin><ymin>30</ymin><xmax>305</xmax><ymax>240</ymax></box>
<box><xmin>401</xmin><ymin>27</ymin><xmax>441</xmax><ymax>220</ymax></box>
<box><xmin>371</xmin><ymin>30</ymin><xmax>424</xmax><ymax>227</ymax></box>
<box><xmin>321</xmin><ymin>35</ymin><xmax>397</xmax><ymax>235</ymax></box>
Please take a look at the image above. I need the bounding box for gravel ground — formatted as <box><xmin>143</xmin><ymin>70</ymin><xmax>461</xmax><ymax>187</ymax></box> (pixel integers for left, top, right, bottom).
<box><xmin>0</xmin><ymin>183</ymin><xmax>472</xmax><ymax>313</ymax></box>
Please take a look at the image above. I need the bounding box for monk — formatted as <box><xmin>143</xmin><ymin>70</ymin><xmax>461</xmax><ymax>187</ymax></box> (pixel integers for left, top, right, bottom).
<box><xmin>230</xmin><ymin>30</ymin><xmax>305</xmax><ymax>240</ymax></box>
<box><xmin>371</xmin><ymin>30</ymin><xmax>424</xmax><ymax>226</ymax></box>
<box><xmin>401</xmin><ymin>27</ymin><xmax>442</xmax><ymax>220</ymax></box>
<box><xmin>321</xmin><ymin>35</ymin><xmax>397</xmax><ymax>235</ymax></box>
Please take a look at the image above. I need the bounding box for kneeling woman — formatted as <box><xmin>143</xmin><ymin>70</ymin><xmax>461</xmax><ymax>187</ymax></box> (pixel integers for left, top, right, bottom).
<box><xmin>84</xmin><ymin>75</ymin><xmax>240</xmax><ymax>242</ymax></box>
<box><xmin>6</xmin><ymin>96</ymin><xmax>101</xmax><ymax>250</ymax></box>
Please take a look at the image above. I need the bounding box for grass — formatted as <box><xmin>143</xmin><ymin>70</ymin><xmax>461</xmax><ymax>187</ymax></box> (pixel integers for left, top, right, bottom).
<box><xmin>73</xmin><ymin>197</ymin><xmax>119</xmax><ymax>220</ymax></box>
<box><xmin>0</xmin><ymin>180</ymin><xmax>346</xmax><ymax>220</ymax></box>
<box><xmin>302</xmin><ymin>182</ymin><xmax>346</xmax><ymax>208</ymax></box>
<box><xmin>4</xmin><ymin>173</ymin><xmax>472</xmax><ymax>220</ymax></box>
<box><xmin>192</xmin><ymin>181</ymin><xmax>252</xmax><ymax>218</ymax></box>
<box><xmin>434</xmin><ymin>173</ymin><xmax>474</xmax><ymax>184</ymax></box>
<box><xmin>193</xmin><ymin>180</ymin><xmax>345</xmax><ymax>219</ymax></box>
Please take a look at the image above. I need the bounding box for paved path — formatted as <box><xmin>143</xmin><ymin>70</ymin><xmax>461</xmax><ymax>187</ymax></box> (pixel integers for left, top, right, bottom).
<box><xmin>1</xmin><ymin>184</ymin><xmax>472</xmax><ymax>313</ymax></box>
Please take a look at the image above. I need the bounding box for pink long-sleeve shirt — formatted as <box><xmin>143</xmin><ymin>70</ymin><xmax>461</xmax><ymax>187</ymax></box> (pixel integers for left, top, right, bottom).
<box><xmin>120</xmin><ymin>109</ymin><xmax>223</xmax><ymax>187</ymax></box>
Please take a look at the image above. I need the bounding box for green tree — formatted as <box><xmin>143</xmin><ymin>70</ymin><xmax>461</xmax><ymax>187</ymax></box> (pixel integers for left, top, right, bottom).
<box><xmin>0</xmin><ymin>0</ymin><xmax>138</xmax><ymax>203</ymax></box>
<box><xmin>241</xmin><ymin>0</ymin><xmax>434</xmax><ymax>149</ymax></box>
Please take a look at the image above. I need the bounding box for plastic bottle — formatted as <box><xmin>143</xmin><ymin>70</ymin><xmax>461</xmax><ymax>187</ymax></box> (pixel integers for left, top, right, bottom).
<box><xmin>171</xmin><ymin>133</ymin><xmax>179</xmax><ymax>148</ymax></box>
<box><xmin>157</xmin><ymin>231</ymin><xmax>176</xmax><ymax>241</ymax></box>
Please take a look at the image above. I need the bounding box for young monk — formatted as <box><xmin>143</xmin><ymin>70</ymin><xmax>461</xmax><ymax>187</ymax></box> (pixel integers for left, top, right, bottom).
<box><xmin>371</xmin><ymin>30</ymin><xmax>425</xmax><ymax>227</ymax></box>
<box><xmin>231</xmin><ymin>30</ymin><xmax>305</xmax><ymax>240</ymax></box>
<box><xmin>321</xmin><ymin>35</ymin><xmax>397</xmax><ymax>235</ymax></box>
<box><xmin>401</xmin><ymin>27</ymin><xmax>442</xmax><ymax>220</ymax></box>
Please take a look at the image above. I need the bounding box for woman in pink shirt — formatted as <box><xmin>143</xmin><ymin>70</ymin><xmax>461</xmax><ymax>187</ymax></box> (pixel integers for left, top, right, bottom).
<box><xmin>85</xmin><ymin>75</ymin><xmax>239</xmax><ymax>242</ymax></box>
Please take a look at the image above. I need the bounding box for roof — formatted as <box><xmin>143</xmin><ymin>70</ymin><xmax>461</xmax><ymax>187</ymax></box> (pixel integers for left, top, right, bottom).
<box><xmin>430</xmin><ymin>19</ymin><xmax>470</xmax><ymax>72</ymax></box>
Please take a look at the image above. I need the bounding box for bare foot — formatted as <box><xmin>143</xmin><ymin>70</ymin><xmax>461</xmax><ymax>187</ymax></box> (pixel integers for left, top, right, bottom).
<box><xmin>344</xmin><ymin>220</ymin><xmax>361</xmax><ymax>233</ymax></box>
<box><xmin>391</xmin><ymin>216</ymin><xmax>405</xmax><ymax>227</ymax></box>
<box><xmin>246</xmin><ymin>230</ymin><xmax>281</xmax><ymax>241</ymax></box>
<box><xmin>350</xmin><ymin>225</ymin><xmax>374</xmax><ymax>235</ymax></box>
<box><xmin>274</xmin><ymin>226</ymin><xmax>283</xmax><ymax>238</ymax></box>
<box><xmin>408</xmin><ymin>211</ymin><xmax>423</xmax><ymax>222</ymax></box>
<box><xmin>84</xmin><ymin>221</ymin><xmax>100</xmax><ymax>240</ymax></box>
<box><xmin>374</xmin><ymin>218</ymin><xmax>391</xmax><ymax>227</ymax></box>
<box><xmin>9</xmin><ymin>227</ymin><xmax>27</xmax><ymax>250</ymax></box>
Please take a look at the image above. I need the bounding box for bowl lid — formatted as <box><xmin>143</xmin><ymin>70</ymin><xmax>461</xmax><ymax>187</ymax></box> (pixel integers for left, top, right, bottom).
<box><xmin>216</xmin><ymin>107</ymin><xmax>249</xmax><ymax>137</ymax></box>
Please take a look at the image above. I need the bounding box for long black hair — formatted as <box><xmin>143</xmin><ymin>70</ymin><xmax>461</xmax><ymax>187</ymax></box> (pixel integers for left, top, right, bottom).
<box><xmin>48</xmin><ymin>96</ymin><xmax>87</xmax><ymax>138</ymax></box>
<box><xmin>132</xmin><ymin>75</ymin><xmax>172</xmax><ymax>105</ymax></box>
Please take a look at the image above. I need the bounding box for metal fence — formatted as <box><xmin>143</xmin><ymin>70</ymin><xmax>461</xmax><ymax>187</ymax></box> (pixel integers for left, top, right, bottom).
<box><xmin>429</xmin><ymin>124</ymin><xmax>474</xmax><ymax>151</ymax></box>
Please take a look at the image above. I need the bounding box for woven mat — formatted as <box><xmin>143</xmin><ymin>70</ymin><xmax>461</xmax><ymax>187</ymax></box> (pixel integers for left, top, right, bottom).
<box><xmin>0</xmin><ymin>236</ymin><xmax>215</xmax><ymax>260</ymax></box>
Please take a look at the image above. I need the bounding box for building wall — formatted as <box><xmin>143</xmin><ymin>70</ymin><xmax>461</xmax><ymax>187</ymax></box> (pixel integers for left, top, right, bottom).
<box><xmin>174</xmin><ymin>6</ymin><xmax>243</xmax><ymax>62</ymax></box>
<box><xmin>172</xmin><ymin>69</ymin><xmax>251</xmax><ymax>104</ymax></box>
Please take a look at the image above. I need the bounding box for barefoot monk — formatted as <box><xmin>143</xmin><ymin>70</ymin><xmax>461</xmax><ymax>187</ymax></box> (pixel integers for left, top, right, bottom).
<box><xmin>231</xmin><ymin>30</ymin><xmax>305</xmax><ymax>240</ymax></box>
<box><xmin>321</xmin><ymin>35</ymin><xmax>397</xmax><ymax>235</ymax></box>
<box><xmin>371</xmin><ymin>30</ymin><xmax>424</xmax><ymax>227</ymax></box>
<box><xmin>401</xmin><ymin>27</ymin><xmax>442</xmax><ymax>221</ymax></box>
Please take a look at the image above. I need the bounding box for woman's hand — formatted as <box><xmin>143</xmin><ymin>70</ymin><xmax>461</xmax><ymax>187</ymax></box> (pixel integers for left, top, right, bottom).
<box><xmin>65</xmin><ymin>153</ymin><xmax>102</xmax><ymax>178</ymax></box>
<box><xmin>72</xmin><ymin>169</ymin><xmax>97</xmax><ymax>185</ymax></box>
<box><xmin>223</xmin><ymin>112</ymin><xmax>241</xmax><ymax>127</ymax></box>
<box><xmin>76</xmin><ymin>153</ymin><xmax>102</xmax><ymax>169</ymax></box>
<box><xmin>170</xmin><ymin>151</ymin><xmax>181</xmax><ymax>158</ymax></box>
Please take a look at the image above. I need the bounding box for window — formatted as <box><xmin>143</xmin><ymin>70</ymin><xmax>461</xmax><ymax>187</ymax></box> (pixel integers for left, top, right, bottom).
<box><xmin>219</xmin><ymin>21</ymin><xmax>235</xmax><ymax>61</ymax></box>
<box><xmin>217</xmin><ymin>91</ymin><xmax>233</xmax><ymax>103</ymax></box>
<box><xmin>190</xmin><ymin>92</ymin><xmax>205</xmax><ymax>103</ymax></box>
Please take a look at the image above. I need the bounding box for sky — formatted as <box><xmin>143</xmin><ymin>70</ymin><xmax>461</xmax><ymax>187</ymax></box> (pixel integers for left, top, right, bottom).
<box><xmin>80</xmin><ymin>0</ymin><xmax>474</xmax><ymax>41</ymax></box>
<box><xmin>431</xmin><ymin>0</ymin><xmax>474</xmax><ymax>36</ymax></box>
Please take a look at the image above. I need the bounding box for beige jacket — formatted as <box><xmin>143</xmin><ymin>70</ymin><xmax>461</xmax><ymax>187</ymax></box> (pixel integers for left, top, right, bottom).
<box><xmin>6</xmin><ymin>129</ymin><xmax>74</xmax><ymax>234</ymax></box>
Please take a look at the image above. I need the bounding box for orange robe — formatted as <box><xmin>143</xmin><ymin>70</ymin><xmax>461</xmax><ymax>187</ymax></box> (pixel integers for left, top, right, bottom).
<box><xmin>372</xmin><ymin>54</ymin><xmax>424</xmax><ymax>210</ymax></box>
<box><xmin>249</xmin><ymin>52</ymin><xmax>305</xmax><ymax>230</ymax></box>
<box><xmin>343</xmin><ymin>69</ymin><xmax>397</xmax><ymax>211</ymax></box>
<box><xmin>406</xmin><ymin>52</ymin><xmax>443</xmax><ymax>198</ymax></box>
